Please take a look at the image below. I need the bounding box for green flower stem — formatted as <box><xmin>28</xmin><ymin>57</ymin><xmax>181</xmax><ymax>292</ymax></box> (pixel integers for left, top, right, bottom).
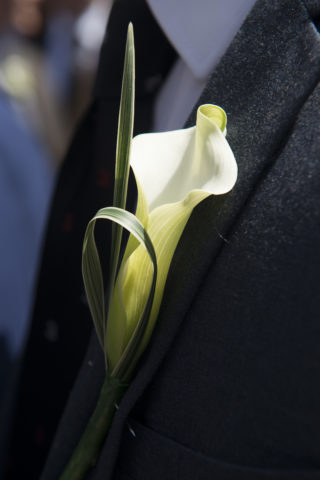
<box><xmin>60</xmin><ymin>374</ymin><xmax>127</xmax><ymax>480</ymax></box>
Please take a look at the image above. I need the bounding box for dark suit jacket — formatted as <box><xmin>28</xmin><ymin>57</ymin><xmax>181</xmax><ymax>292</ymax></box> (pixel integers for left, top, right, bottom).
<box><xmin>7</xmin><ymin>0</ymin><xmax>320</xmax><ymax>479</ymax></box>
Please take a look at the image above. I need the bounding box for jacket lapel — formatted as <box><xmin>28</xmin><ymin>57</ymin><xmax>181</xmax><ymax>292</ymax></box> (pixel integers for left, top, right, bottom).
<box><xmin>95</xmin><ymin>0</ymin><xmax>320</xmax><ymax>478</ymax></box>
<box><xmin>41</xmin><ymin>0</ymin><xmax>320</xmax><ymax>478</ymax></box>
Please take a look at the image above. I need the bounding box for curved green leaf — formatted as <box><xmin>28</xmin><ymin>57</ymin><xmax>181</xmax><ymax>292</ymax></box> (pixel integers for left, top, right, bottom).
<box><xmin>82</xmin><ymin>220</ymin><xmax>106</xmax><ymax>348</ymax></box>
<box><xmin>82</xmin><ymin>206</ymin><xmax>157</xmax><ymax>380</ymax></box>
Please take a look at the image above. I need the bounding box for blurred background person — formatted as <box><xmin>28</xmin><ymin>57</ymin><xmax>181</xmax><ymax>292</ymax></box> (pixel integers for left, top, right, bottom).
<box><xmin>0</xmin><ymin>0</ymin><xmax>112</xmax><ymax>474</ymax></box>
<box><xmin>0</xmin><ymin>0</ymin><xmax>56</xmax><ymax>408</ymax></box>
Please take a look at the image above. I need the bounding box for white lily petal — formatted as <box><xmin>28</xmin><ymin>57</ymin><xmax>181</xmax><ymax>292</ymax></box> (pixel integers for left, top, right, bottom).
<box><xmin>106</xmin><ymin>103</ymin><xmax>238</xmax><ymax>372</ymax></box>
<box><xmin>130</xmin><ymin>104</ymin><xmax>237</xmax><ymax>212</ymax></box>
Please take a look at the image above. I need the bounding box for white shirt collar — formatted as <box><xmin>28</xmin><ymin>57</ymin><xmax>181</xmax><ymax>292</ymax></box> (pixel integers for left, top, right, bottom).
<box><xmin>146</xmin><ymin>0</ymin><xmax>257</xmax><ymax>80</ymax></box>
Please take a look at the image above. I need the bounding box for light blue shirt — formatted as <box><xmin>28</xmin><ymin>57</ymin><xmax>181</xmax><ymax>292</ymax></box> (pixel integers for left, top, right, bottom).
<box><xmin>0</xmin><ymin>88</ymin><xmax>54</xmax><ymax>356</ymax></box>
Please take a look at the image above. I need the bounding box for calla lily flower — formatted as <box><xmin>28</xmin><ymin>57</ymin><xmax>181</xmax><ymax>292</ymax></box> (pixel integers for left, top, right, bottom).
<box><xmin>106</xmin><ymin>104</ymin><xmax>238</xmax><ymax>374</ymax></box>
<box><xmin>64</xmin><ymin>27</ymin><xmax>238</xmax><ymax>480</ymax></box>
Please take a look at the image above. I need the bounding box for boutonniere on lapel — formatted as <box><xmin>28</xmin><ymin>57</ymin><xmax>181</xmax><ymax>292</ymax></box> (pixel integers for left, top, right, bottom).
<box><xmin>61</xmin><ymin>24</ymin><xmax>237</xmax><ymax>479</ymax></box>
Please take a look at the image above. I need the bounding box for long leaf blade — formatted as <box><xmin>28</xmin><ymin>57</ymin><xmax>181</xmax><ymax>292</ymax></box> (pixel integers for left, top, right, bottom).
<box><xmin>109</xmin><ymin>24</ymin><xmax>135</xmax><ymax>305</ymax></box>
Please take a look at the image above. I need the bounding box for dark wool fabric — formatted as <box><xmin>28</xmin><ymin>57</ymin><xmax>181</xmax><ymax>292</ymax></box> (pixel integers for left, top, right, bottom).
<box><xmin>7</xmin><ymin>0</ymin><xmax>320</xmax><ymax>479</ymax></box>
